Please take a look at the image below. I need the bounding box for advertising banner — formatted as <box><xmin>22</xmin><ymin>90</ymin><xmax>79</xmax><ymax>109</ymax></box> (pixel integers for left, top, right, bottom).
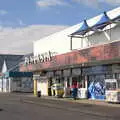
<box><xmin>88</xmin><ymin>81</ymin><xmax>105</xmax><ymax>100</ymax></box>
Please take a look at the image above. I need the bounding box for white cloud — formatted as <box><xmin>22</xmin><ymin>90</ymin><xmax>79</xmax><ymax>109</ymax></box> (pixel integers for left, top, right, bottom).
<box><xmin>105</xmin><ymin>0</ymin><xmax>120</xmax><ymax>5</ymax></box>
<box><xmin>0</xmin><ymin>10</ymin><xmax>8</xmax><ymax>15</ymax></box>
<box><xmin>73</xmin><ymin>0</ymin><xmax>120</xmax><ymax>7</ymax></box>
<box><xmin>36</xmin><ymin>0</ymin><xmax>68</xmax><ymax>7</ymax></box>
<box><xmin>0</xmin><ymin>25</ymin><xmax>68</xmax><ymax>54</ymax></box>
<box><xmin>0</xmin><ymin>19</ymin><xmax>26</xmax><ymax>27</ymax></box>
<box><xmin>73</xmin><ymin>0</ymin><xmax>99</xmax><ymax>7</ymax></box>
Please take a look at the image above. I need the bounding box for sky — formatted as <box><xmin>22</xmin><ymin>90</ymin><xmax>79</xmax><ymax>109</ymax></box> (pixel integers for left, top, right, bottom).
<box><xmin>0</xmin><ymin>0</ymin><xmax>120</xmax><ymax>54</ymax></box>
<box><xmin>0</xmin><ymin>0</ymin><xmax>120</xmax><ymax>27</ymax></box>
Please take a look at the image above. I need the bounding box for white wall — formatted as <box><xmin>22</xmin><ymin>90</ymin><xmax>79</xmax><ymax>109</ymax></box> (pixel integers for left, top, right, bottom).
<box><xmin>37</xmin><ymin>79</ymin><xmax>48</xmax><ymax>96</ymax></box>
<box><xmin>33</xmin><ymin>24</ymin><xmax>85</xmax><ymax>56</ymax></box>
<box><xmin>33</xmin><ymin>6</ymin><xmax>120</xmax><ymax>56</ymax></box>
<box><xmin>33</xmin><ymin>23</ymin><xmax>92</xmax><ymax>56</ymax></box>
<box><xmin>88</xmin><ymin>24</ymin><xmax>120</xmax><ymax>46</ymax></box>
<box><xmin>34</xmin><ymin>24</ymin><xmax>120</xmax><ymax>56</ymax></box>
<box><xmin>110</xmin><ymin>25</ymin><xmax>120</xmax><ymax>41</ymax></box>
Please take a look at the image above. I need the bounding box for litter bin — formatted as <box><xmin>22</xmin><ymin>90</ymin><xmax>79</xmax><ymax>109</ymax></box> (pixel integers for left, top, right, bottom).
<box><xmin>37</xmin><ymin>91</ymin><xmax>41</xmax><ymax>97</ymax></box>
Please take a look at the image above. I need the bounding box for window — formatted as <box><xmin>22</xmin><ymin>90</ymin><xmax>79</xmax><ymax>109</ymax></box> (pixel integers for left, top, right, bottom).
<box><xmin>106</xmin><ymin>82</ymin><xmax>117</xmax><ymax>90</ymax></box>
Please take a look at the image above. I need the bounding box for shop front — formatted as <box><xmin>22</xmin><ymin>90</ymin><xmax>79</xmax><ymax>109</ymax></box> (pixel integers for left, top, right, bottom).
<box><xmin>33</xmin><ymin>72</ymin><xmax>49</xmax><ymax>96</ymax></box>
<box><xmin>20</xmin><ymin>40</ymin><xmax>120</xmax><ymax>100</ymax></box>
<box><xmin>0</xmin><ymin>72</ymin><xmax>33</xmax><ymax>93</ymax></box>
<box><xmin>82</xmin><ymin>65</ymin><xmax>114</xmax><ymax>100</ymax></box>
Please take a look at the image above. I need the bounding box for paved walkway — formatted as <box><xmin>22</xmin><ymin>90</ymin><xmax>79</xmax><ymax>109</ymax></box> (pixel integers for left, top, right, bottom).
<box><xmin>41</xmin><ymin>96</ymin><xmax>120</xmax><ymax>107</ymax></box>
<box><xmin>1</xmin><ymin>93</ymin><xmax>120</xmax><ymax>120</ymax></box>
<box><xmin>18</xmin><ymin>93</ymin><xmax>120</xmax><ymax>108</ymax></box>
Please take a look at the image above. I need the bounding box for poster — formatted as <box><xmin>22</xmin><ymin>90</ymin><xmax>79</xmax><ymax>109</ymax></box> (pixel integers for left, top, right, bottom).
<box><xmin>88</xmin><ymin>81</ymin><xmax>105</xmax><ymax>100</ymax></box>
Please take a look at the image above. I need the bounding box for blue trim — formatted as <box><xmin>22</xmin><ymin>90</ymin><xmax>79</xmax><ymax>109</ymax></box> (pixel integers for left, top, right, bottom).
<box><xmin>4</xmin><ymin>72</ymin><xmax>33</xmax><ymax>77</ymax></box>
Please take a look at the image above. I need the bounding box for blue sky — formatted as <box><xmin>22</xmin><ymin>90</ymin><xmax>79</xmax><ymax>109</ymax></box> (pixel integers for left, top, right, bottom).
<box><xmin>0</xmin><ymin>0</ymin><xmax>120</xmax><ymax>54</ymax></box>
<box><xmin>0</xmin><ymin>0</ymin><xmax>120</xmax><ymax>27</ymax></box>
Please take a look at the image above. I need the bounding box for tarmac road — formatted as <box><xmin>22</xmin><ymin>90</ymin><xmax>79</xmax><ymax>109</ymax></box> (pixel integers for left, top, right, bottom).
<box><xmin>0</xmin><ymin>93</ymin><xmax>120</xmax><ymax>120</ymax></box>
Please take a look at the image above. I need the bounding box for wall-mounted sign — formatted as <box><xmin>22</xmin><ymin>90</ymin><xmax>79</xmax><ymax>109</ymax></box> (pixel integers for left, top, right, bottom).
<box><xmin>25</xmin><ymin>51</ymin><xmax>57</xmax><ymax>65</ymax></box>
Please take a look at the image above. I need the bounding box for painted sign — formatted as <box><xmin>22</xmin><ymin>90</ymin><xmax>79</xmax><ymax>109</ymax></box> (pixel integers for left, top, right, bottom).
<box><xmin>25</xmin><ymin>51</ymin><xmax>57</xmax><ymax>65</ymax></box>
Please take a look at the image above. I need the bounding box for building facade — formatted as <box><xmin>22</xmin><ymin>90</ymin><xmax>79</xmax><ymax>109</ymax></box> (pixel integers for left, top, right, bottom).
<box><xmin>0</xmin><ymin>54</ymin><xmax>33</xmax><ymax>93</ymax></box>
<box><xmin>20</xmin><ymin>7</ymin><xmax>120</xmax><ymax>100</ymax></box>
<box><xmin>1</xmin><ymin>72</ymin><xmax>33</xmax><ymax>92</ymax></box>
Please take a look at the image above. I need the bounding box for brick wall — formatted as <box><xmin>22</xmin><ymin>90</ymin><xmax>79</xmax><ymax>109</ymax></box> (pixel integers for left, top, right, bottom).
<box><xmin>20</xmin><ymin>41</ymin><xmax>120</xmax><ymax>72</ymax></box>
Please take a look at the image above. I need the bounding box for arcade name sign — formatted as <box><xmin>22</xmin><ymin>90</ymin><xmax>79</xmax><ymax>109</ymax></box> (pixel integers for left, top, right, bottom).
<box><xmin>25</xmin><ymin>51</ymin><xmax>57</xmax><ymax>65</ymax></box>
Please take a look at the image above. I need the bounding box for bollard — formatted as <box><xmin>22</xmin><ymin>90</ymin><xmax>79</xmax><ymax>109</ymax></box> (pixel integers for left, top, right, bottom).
<box><xmin>37</xmin><ymin>91</ymin><xmax>41</xmax><ymax>97</ymax></box>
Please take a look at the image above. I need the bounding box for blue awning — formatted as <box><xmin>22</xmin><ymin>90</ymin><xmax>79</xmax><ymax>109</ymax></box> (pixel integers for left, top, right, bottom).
<box><xmin>69</xmin><ymin>8</ymin><xmax>120</xmax><ymax>38</ymax></box>
<box><xmin>91</xmin><ymin>12</ymin><xmax>110</xmax><ymax>30</ymax></box>
<box><xmin>71</xmin><ymin>20</ymin><xmax>89</xmax><ymax>36</ymax></box>
<box><xmin>94</xmin><ymin>12</ymin><xmax>109</xmax><ymax>26</ymax></box>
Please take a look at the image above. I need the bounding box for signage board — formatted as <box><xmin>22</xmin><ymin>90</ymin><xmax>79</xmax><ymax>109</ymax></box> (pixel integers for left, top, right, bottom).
<box><xmin>25</xmin><ymin>51</ymin><xmax>57</xmax><ymax>65</ymax></box>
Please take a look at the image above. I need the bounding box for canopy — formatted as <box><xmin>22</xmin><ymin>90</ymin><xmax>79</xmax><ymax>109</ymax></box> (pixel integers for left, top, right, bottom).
<box><xmin>91</xmin><ymin>12</ymin><xmax>110</xmax><ymax>31</ymax></box>
<box><xmin>69</xmin><ymin>7</ymin><xmax>120</xmax><ymax>37</ymax></box>
<box><xmin>70</xmin><ymin>20</ymin><xmax>89</xmax><ymax>36</ymax></box>
<box><xmin>70</xmin><ymin>12</ymin><xmax>111</xmax><ymax>36</ymax></box>
<box><xmin>93</xmin><ymin>12</ymin><xmax>109</xmax><ymax>26</ymax></box>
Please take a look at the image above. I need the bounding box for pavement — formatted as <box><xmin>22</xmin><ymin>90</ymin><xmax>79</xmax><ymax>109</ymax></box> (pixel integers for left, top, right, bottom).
<box><xmin>1</xmin><ymin>93</ymin><xmax>120</xmax><ymax>120</ymax></box>
<box><xmin>9</xmin><ymin>93</ymin><xmax>120</xmax><ymax>108</ymax></box>
<box><xmin>41</xmin><ymin>96</ymin><xmax>120</xmax><ymax>108</ymax></box>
